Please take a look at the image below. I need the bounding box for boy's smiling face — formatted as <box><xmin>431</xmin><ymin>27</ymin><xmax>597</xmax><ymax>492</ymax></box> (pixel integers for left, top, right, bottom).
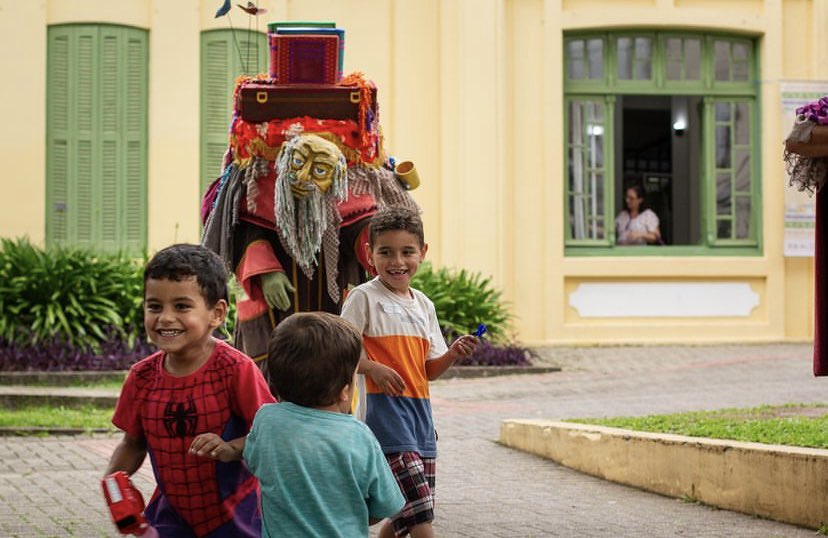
<box><xmin>367</xmin><ymin>230</ymin><xmax>428</xmax><ymax>298</ymax></box>
<box><xmin>144</xmin><ymin>276</ymin><xmax>226</xmax><ymax>372</ymax></box>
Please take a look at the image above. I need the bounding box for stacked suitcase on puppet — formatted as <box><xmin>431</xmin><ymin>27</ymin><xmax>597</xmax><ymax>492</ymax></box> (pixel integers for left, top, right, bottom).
<box><xmin>232</xmin><ymin>21</ymin><xmax>381</xmax><ymax>165</ymax></box>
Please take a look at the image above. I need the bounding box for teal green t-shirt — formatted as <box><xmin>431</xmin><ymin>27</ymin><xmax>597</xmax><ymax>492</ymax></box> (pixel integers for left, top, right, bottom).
<box><xmin>243</xmin><ymin>402</ymin><xmax>405</xmax><ymax>537</ymax></box>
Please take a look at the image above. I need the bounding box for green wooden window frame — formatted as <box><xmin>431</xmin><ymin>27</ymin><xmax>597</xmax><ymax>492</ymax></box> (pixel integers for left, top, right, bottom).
<box><xmin>563</xmin><ymin>31</ymin><xmax>760</xmax><ymax>256</ymax></box>
<box><xmin>46</xmin><ymin>24</ymin><xmax>148</xmax><ymax>253</ymax></box>
<box><xmin>200</xmin><ymin>29</ymin><xmax>268</xmax><ymax>195</ymax></box>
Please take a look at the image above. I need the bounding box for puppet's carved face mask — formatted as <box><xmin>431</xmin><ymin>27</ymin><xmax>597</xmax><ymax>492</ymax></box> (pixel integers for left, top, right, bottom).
<box><xmin>287</xmin><ymin>136</ymin><xmax>340</xmax><ymax>199</ymax></box>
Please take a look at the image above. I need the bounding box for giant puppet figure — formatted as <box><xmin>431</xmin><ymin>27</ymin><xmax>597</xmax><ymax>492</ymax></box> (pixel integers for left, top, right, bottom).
<box><xmin>202</xmin><ymin>75</ymin><xmax>419</xmax><ymax>361</ymax></box>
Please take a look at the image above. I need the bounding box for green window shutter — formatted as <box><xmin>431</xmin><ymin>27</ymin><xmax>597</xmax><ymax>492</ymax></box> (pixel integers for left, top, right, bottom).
<box><xmin>74</xmin><ymin>31</ymin><xmax>97</xmax><ymax>247</ymax></box>
<box><xmin>565</xmin><ymin>96</ymin><xmax>614</xmax><ymax>245</ymax></box>
<box><xmin>99</xmin><ymin>28</ymin><xmax>120</xmax><ymax>251</ymax></box>
<box><xmin>122</xmin><ymin>28</ymin><xmax>149</xmax><ymax>252</ymax></box>
<box><xmin>46</xmin><ymin>24</ymin><xmax>148</xmax><ymax>253</ymax></box>
<box><xmin>46</xmin><ymin>27</ymin><xmax>72</xmax><ymax>244</ymax></box>
<box><xmin>200</xmin><ymin>29</ymin><xmax>268</xmax><ymax>195</ymax></box>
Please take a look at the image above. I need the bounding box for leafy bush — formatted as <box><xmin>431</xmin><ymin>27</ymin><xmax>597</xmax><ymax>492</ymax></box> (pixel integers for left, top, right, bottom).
<box><xmin>411</xmin><ymin>262</ymin><xmax>511</xmax><ymax>343</ymax></box>
<box><xmin>0</xmin><ymin>238</ymin><xmax>145</xmax><ymax>351</ymax></box>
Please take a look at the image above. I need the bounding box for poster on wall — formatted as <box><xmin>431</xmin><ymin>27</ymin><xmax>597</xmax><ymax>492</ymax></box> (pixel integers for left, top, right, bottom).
<box><xmin>780</xmin><ymin>81</ymin><xmax>828</xmax><ymax>257</ymax></box>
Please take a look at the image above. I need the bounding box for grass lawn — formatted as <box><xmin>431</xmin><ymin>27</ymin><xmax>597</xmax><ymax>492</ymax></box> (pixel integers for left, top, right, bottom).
<box><xmin>566</xmin><ymin>403</ymin><xmax>828</xmax><ymax>449</ymax></box>
<box><xmin>0</xmin><ymin>404</ymin><xmax>115</xmax><ymax>431</ymax></box>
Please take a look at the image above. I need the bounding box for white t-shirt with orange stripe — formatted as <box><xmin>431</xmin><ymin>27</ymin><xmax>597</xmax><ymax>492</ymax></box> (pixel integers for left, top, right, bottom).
<box><xmin>341</xmin><ymin>277</ymin><xmax>448</xmax><ymax>457</ymax></box>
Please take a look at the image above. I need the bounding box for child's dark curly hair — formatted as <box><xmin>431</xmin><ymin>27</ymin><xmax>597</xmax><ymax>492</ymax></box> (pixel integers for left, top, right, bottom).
<box><xmin>368</xmin><ymin>206</ymin><xmax>424</xmax><ymax>247</ymax></box>
<box><xmin>144</xmin><ymin>244</ymin><xmax>229</xmax><ymax>307</ymax></box>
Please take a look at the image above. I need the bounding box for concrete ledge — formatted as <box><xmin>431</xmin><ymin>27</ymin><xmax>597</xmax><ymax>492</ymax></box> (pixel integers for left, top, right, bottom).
<box><xmin>0</xmin><ymin>386</ymin><xmax>119</xmax><ymax>409</ymax></box>
<box><xmin>499</xmin><ymin>419</ymin><xmax>828</xmax><ymax>530</ymax></box>
<box><xmin>439</xmin><ymin>365</ymin><xmax>560</xmax><ymax>379</ymax></box>
<box><xmin>0</xmin><ymin>426</ymin><xmax>116</xmax><ymax>436</ymax></box>
<box><xmin>0</xmin><ymin>371</ymin><xmax>127</xmax><ymax>385</ymax></box>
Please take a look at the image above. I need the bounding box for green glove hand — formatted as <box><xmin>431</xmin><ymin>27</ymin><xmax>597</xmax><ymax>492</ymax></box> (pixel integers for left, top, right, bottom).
<box><xmin>260</xmin><ymin>271</ymin><xmax>295</xmax><ymax>311</ymax></box>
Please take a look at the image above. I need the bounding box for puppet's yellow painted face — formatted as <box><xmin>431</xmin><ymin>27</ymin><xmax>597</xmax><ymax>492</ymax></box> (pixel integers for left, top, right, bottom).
<box><xmin>288</xmin><ymin>136</ymin><xmax>340</xmax><ymax>198</ymax></box>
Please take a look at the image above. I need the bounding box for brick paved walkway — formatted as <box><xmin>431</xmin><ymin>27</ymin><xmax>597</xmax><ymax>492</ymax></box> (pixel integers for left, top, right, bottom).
<box><xmin>0</xmin><ymin>343</ymin><xmax>824</xmax><ymax>537</ymax></box>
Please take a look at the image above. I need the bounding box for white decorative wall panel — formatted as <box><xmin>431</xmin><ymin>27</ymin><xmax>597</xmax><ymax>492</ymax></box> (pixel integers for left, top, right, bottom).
<box><xmin>568</xmin><ymin>282</ymin><xmax>760</xmax><ymax>318</ymax></box>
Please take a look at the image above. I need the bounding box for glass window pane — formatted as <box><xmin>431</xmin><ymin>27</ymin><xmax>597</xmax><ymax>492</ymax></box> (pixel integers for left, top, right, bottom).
<box><xmin>634</xmin><ymin>37</ymin><xmax>652</xmax><ymax>79</ymax></box>
<box><xmin>589</xmin><ymin>101</ymin><xmax>604</xmax><ymax>124</ymax></box>
<box><xmin>734</xmin><ymin>103</ymin><xmax>749</xmax><ymax>144</ymax></box>
<box><xmin>569</xmin><ymin>60</ymin><xmax>584</xmax><ymax>80</ymax></box>
<box><xmin>717</xmin><ymin>219</ymin><xmax>732</xmax><ymax>239</ymax></box>
<box><xmin>714</xmin><ymin>40</ymin><xmax>730</xmax><ymax>81</ymax></box>
<box><xmin>735</xmin><ymin>196</ymin><xmax>751</xmax><ymax>238</ymax></box>
<box><xmin>587</xmin><ymin>38</ymin><xmax>604</xmax><ymax>79</ymax></box>
<box><xmin>588</xmin><ymin>128</ymin><xmax>604</xmax><ymax>167</ymax></box>
<box><xmin>617</xmin><ymin>37</ymin><xmax>632</xmax><ymax>79</ymax></box>
<box><xmin>569</xmin><ymin>196</ymin><xmax>585</xmax><ymax>239</ymax></box>
<box><xmin>666</xmin><ymin>61</ymin><xmax>681</xmax><ymax>80</ymax></box>
<box><xmin>734</xmin><ymin>149</ymin><xmax>750</xmax><ymax>192</ymax></box>
<box><xmin>568</xmin><ymin>100</ymin><xmax>606</xmax><ymax>241</ymax></box>
<box><xmin>635</xmin><ymin>60</ymin><xmax>651</xmax><ymax>80</ymax></box>
<box><xmin>569</xmin><ymin>39</ymin><xmax>584</xmax><ymax>58</ymax></box>
<box><xmin>569</xmin><ymin>103</ymin><xmax>584</xmax><ymax>144</ymax></box>
<box><xmin>733</xmin><ymin>61</ymin><xmax>748</xmax><ymax>81</ymax></box>
<box><xmin>715</xmin><ymin>102</ymin><xmax>731</xmax><ymax>122</ymax></box>
<box><xmin>635</xmin><ymin>37</ymin><xmax>652</xmax><ymax>59</ymax></box>
<box><xmin>685</xmin><ymin>39</ymin><xmax>701</xmax><ymax>79</ymax></box>
<box><xmin>716</xmin><ymin>126</ymin><xmax>731</xmax><ymax>168</ymax></box>
<box><xmin>733</xmin><ymin>42</ymin><xmax>748</xmax><ymax>61</ymax></box>
<box><xmin>716</xmin><ymin>173</ymin><xmax>732</xmax><ymax>215</ymax></box>
<box><xmin>666</xmin><ymin>38</ymin><xmax>682</xmax><ymax>60</ymax></box>
<box><xmin>568</xmin><ymin>40</ymin><xmax>585</xmax><ymax>79</ymax></box>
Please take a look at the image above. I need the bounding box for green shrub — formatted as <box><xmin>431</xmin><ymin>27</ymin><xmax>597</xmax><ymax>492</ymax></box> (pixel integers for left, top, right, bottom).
<box><xmin>411</xmin><ymin>262</ymin><xmax>511</xmax><ymax>343</ymax></box>
<box><xmin>222</xmin><ymin>276</ymin><xmax>239</xmax><ymax>341</ymax></box>
<box><xmin>0</xmin><ymin>238</ymin><xmax>145</xmax><ymax>350</ymax></box>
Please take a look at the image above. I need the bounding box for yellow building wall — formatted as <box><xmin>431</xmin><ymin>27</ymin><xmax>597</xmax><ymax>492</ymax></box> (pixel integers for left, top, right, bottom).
<box><xmin>0</xmin><ymin>0</ymin><xmax>821</xmax><ymax>345</ymax></box>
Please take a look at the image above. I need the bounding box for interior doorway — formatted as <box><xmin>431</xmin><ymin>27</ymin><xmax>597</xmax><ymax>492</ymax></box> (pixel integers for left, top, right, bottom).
<box><xmin>614</xmin><ymin>95</ymin><xmax>702</xmax><ymax>246</ymax></box>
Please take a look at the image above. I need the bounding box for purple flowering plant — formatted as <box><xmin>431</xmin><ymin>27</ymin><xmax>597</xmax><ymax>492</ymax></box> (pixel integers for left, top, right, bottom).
<box><xmin>795</xmin><ymin>97</ymin><xmax>828</xmax><ymax>125</ymax></box>
<box><xmin>452</xmin><ymin>339</ymin><xmax>536</xmax><ymax>367</ymax></box>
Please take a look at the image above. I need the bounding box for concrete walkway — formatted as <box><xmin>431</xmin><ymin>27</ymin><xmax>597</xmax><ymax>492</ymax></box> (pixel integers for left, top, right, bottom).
<box><xmin>0</xmin><ymin>343</ymin><xmax>825</xmax><ymax>537</ymax></box>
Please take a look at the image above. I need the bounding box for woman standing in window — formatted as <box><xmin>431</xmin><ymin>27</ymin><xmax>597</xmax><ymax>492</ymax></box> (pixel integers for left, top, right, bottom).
<box><xmin>616</xmin><ymin>184</ymin><xmax>662</xmax><ymax>245</ymax></box>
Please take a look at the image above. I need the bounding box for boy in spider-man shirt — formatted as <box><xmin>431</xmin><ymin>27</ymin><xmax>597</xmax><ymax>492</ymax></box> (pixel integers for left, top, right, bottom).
<box><xmin>104</xmin><ymin>244</ymin><xmax>275</xmax><ymax>537</ymax></box>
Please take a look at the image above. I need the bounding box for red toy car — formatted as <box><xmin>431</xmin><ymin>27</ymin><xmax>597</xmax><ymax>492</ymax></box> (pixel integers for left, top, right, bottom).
<box><xmin>102</xmin><ymin>471</ymin><xmax>153</xmax><ymax>536</ymax></box>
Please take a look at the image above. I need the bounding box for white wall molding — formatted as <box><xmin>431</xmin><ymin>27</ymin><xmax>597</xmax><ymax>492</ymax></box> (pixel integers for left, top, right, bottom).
<box><xmin>568</xmin><ymin>282</ymin><xmax>760</xmax><ymax>318</ymax></box>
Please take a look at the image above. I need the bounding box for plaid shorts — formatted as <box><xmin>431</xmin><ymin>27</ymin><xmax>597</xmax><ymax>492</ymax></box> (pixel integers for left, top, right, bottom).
<box><xmin>386</xmin><ymin>452</ymin><xmax>436</xmax><ymax>537</ymax></box>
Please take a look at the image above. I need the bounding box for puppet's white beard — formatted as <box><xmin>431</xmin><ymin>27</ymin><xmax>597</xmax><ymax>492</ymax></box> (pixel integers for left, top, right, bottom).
<box><xmin>274</xmin><ymin>172</ymin><xmax>336</xmax><ymax>279</ymax></box>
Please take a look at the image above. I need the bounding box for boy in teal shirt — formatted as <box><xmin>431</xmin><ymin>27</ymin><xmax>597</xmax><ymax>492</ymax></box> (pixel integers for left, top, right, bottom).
<box><xmin>243</xmin><ymin>312</ymin><xmax>404</xmax><ymax>537</ymax></box>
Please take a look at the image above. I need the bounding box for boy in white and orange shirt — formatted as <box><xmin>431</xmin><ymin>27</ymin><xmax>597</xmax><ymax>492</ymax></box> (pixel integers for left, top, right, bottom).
<box><xmin>341</xmin><ymin>207</ymin><xmax>480</xmax><ymax>538</ymax></box>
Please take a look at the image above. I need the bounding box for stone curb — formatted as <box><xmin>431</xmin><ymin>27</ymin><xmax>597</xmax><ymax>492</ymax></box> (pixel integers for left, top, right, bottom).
<box><xmin>0</xmin><ymin>426</ymin><xmax>117</xmax><ymax>436</ymax></box>
<box><xmin>498</xmin><ymin>419</ymin><xmax>828</xmax><ymax>531</ymax></box>
<box><xmin>0</xmin><ymin>371</ymin><xmax>127</xmax><ymax>385</ymax></box>
<box><xmin>0</xmin><ymin>391</ymin><xmax>119</xmax><ymax>409</ymax></box>
<box><xmin>437</xmin><ymin>365</ymin><xmax>560</xmax><ymax>379</ymax></box>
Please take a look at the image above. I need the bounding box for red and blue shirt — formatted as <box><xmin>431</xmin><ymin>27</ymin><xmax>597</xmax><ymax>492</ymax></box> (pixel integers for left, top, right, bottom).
<box><xmin>113</xmin><ymin>340</ymin><xmax>275</xmax><ymax>537</ymax></box>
